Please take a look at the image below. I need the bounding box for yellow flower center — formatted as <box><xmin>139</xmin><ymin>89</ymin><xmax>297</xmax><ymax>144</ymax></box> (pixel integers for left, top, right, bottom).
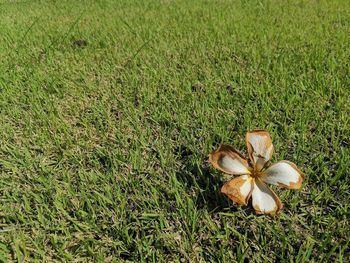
<box><xmin>250</xmin><ymin>168</ymin><xmax>264</xmax><ymax>178</ymax></box>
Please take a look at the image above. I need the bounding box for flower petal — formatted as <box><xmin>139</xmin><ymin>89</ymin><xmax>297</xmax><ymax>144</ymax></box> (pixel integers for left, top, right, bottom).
<box><xmin>209</xmin><ymin>144</ymin><xmax>251</xmax><ymax>175</ymax></box>
<box><xmin>261</xmin><ymin>161</ymin><xmax>304</xmax><ymax>189</ymax></box>
<box><xmin>251</xmin><ymin>179</ymin><xmax>283</xmax><ymax>215</ymax></box>
<box><xmin>221</xmin><ymin>175</ymin><xmax>254</xmax><ymax>205</ymax></box>
<box><xmin>246</xmin><ymin>130</ymin><xmax>274</xmax><ymax>171</ymax></box>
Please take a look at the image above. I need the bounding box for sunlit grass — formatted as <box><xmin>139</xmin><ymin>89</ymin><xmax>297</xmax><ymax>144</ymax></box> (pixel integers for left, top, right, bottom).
<box><xmin>0</xmin><ymin>0</ymin><xmax>349</xmax><ymax>261</ymax></box>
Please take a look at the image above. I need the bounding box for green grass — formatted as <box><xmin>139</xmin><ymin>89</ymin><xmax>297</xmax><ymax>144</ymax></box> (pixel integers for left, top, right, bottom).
<box><xmin>0</xmin><ymin>0</ymin><xmax>349</xmax><ymax>261</ymax></box>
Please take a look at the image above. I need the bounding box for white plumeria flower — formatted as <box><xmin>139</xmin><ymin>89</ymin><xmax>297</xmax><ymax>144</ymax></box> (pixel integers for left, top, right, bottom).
<box><xmin>209</xmin><ymin>130</ymin><xmax>304</xmax><ymax>215</ymax></box>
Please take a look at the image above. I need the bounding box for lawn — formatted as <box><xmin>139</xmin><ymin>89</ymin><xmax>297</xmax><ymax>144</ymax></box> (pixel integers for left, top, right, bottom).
<box><xmin>0</xmin><ymin>0</ymin><xmax>349</xmax><ymax>261</ymax></box>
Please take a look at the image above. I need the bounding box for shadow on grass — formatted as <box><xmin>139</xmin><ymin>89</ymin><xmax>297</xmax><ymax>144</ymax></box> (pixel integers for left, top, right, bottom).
<box><xmin>174</xmin><ymin>146</ymin><xmax>235</xmax><ymax>213</ymax></box>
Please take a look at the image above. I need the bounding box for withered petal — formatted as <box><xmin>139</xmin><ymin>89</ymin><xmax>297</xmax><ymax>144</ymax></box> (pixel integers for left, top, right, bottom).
<box><xmin>246</xmin><ymin>130</ymin><xmax>274</xmax><ymax>171</ymax></box>
<box><xmin>261</xmin><ymin>161</ymin><xmax>304</xmax><ymax>189</ymax></box>
<box><xmin>221</xmin><ymin>175</ymin><xmax>254</xmax><ymax>205</ymax></box>
<box><xmin>251</xmin><ymin>179</ymin><xmax>283</xmax><ymax>215</ymax></box>
<box><xmin>209</xmin><ymin>144</ymin><xmax>251</xmax><ymax>175</ymax></box>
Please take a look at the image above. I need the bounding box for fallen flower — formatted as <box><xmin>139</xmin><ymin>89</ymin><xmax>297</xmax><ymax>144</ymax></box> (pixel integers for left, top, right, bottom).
<box><xmin>209</xmin><ymin>130</ymin><xmax>304</xmax><ymax>215</ymax></box>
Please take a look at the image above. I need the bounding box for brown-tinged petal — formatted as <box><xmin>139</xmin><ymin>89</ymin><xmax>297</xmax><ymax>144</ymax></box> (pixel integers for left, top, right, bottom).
<box><xmin>209</xmin><ymin>144</ymin><xmax>251</xmax><ymax>175</ymax></box>
<box><xmin>246</xmin><ymin>130</ymin><xmax>274</xmax><ymax>171</ymax></box>
<box><xmin>221</xmin><ymin>175</ymin><xmax>254</xmax><ymax>205</ymax></box>
<box><xmin>261</xmin><ymin>161</ymin><xmax>304</xmax><ymax>189</ymax></box>
<box><xmin>251</xmin><ymin>179</ymin><xmax>283</xmax><ymax>215</ymax></box>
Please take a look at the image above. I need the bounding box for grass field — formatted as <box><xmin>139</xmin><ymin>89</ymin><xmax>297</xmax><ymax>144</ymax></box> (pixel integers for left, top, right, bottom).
<box><xmin>0</xmin><ymin>0</ymin><xmax>349</xmax><ymax>261</ymax></box>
